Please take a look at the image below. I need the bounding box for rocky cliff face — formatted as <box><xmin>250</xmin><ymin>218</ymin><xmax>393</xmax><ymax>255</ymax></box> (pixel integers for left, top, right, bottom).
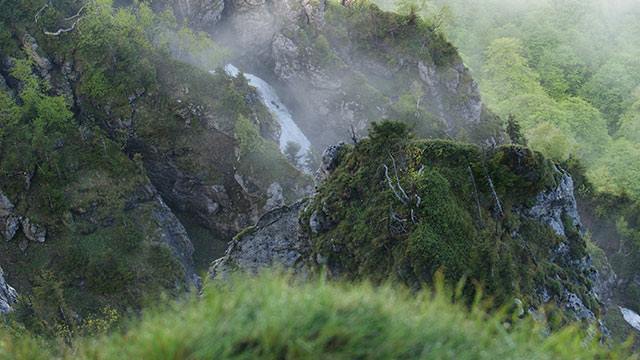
<box><xmin>149</xmin><ymin>0</ymin><xmax>224</xmax><ymax>30</ymax></box>
<box><xmin>219</xmin><ymin>0</ymin><xmax>326</xmax><ymax>55</ymax></box>
<box><xmin>210</xmin><ymin>142</ymin><xmax>344</xmax><ymax>279</ymax></box>
<box><xmin>128</xmin><ymin>183</ymin><xmax>200</xmax><ymax>287</ymax></box>
<box><xmin>521</xmin><ymin>170</ymin><xmax>599</xmax><ymax>322</ymax></box>
<box><xmin>212</xmin><ymin>1</ymin><xmax>502</xmax><ymax>150</ymax></box>
<box><xmin>525</xmin><ymin>171</ymin><xmax>582</xmax><ymax>238</ymax></box>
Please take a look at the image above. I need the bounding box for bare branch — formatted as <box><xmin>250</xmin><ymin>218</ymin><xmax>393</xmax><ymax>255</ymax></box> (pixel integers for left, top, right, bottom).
<box><xmin>41</xmin><ymin>5</ymin><xmax>86</xmax><ymax>36</ymax></box>
<box><xmin>389</xmin><ymin>153</ymin><xmax>410</xmax><ymax>202</ymax></box>
<box><xmin>64</xmin><ymin>5</ymin><xmax>86</xmax><ymax>21</ymax></box>
<box><xmin>487</xmin><ymin>174</ymin><xmax>503</xmax><ymax>217</ymax></box>
<box><xmin>34</xmin><ymin>2</ymin><xmax>49</xmax><ymax>23</ymax></box>
<box><xmin>389</xmin><ymin>211</ymin><xmax>408</xmax><ymax>235</ymax></box>
<box><xmin>383</xmin><ymin>165</ymin><xmax>408</xmax><ymax>206</ymax></box>
<box><xmin>349</xmin><ymin>123</ymin><xmax>359</xmax><ymax>145</ymax></box>
<box><xmin>44</xmin><ymin>21</ymin><xmax>78</xmax><ymax>36</ymax></box>
<box><xmin>467</xmin><ymin>164</ymin><xmax>483</xmax><ymax>225</ymax></box>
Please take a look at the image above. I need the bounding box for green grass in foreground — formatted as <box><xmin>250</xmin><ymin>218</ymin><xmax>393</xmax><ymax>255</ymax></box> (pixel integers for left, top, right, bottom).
<box><xmin>0</xmin><ymin>273</ymin><xmax>633</xmax><ymax>359</ymax></box>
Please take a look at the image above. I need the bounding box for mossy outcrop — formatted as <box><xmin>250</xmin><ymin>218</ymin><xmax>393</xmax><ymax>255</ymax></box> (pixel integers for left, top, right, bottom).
<box><xmin>214</xmin><ymin>122</ymin><xmax>601</xmax><ymax>327</ymax></box>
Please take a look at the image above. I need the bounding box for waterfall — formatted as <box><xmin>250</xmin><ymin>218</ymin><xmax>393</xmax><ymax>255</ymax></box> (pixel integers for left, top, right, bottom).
<box><xmin>222</xmin><ymin>64</ymin><xmax>312</xmax><ymax>168</ymax></box>
<box><xmin>620</xmin><ymin>307</ymin><xmax>640</xmax><ymax>332</ymax></box>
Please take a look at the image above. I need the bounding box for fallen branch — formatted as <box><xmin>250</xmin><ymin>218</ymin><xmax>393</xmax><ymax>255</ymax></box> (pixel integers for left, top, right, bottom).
<box><xmin>467</xmin><ymin>164</ymin><xmax>483</xmax><ymax>225</ymax></box>
<box><xmin>487</xmin><ymin>174</ymin><xmax>503</xmax><ymax>217</ymax></box>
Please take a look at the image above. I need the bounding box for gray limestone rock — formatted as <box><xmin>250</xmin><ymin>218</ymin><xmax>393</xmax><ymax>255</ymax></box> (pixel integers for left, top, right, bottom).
<box><xmin>210</xmin><ymin>200</ymin><xmax>310</xmax><ymax>279</ymax></box>
<box><xmin>264</xmin><ymin>183</ymin><xmax>285</xmax><ymax>212</ymax></box>
<box><xmin>0</xmin><ymin>267</ymin><xmax>17</xmax><ymax>314</ymax></box>
<box><xmin>0</xmin><ymin>192</ymin><xmax>20</xmax><ymax>241</ymax></box>
<box><xmin>21</xmin><ymin>217</ymin><xmax>47</xmax><ymax>243</ymax></box>
<box><xmin>527</xmin><ymin>171</ymin><xmax>582</xmax><ymax>238</ymax></box>
<box><xmin>315</xmin><ymin>142</ymin><xmax>346</xmax><ymax>184</ymax></box>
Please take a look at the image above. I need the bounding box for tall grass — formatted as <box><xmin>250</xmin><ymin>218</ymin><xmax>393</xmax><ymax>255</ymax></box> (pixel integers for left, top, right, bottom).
<box><xmin>1</xmin><ymin>272</ymin><xmax>632</xmax><ymax>359</ymax></box>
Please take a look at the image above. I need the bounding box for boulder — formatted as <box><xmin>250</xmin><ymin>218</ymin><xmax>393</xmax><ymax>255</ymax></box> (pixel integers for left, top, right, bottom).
<box><xmin>0</xmin><ymin>267</ymin><xmax>17</xmax><ymax>314</ymax></box>
<box><xmin>315</xmin><ymin>142</ymin><xmax>346</xmax><ymax>184</ymax></box>
<box><xmin>210</xmin><ymin>200</ymin><xmax>310</xmax><ymax>279</ymax></box>
<box><xmin>0</xmin><ymin>192</ymin><xmax>20</xmax><ymax>241</ymax></box>
<box><xmin>21</xmin><ymin>217</ymin><xmax>46</xmax><ymax>243</ymax></box>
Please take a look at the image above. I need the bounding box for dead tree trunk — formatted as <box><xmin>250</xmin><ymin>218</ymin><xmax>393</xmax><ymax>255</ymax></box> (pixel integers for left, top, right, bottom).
<box><xmin>467</xmin><ymin>164</ymin><xmax>483</xmax><ymax>226</ymax></box>
<box><xmin>383</xmin><ymin>153</ymin><xmax>423</xmax><ymax>224</ymax></box>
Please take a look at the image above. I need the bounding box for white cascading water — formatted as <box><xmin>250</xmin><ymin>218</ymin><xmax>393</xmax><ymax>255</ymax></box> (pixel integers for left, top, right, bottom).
<box><xmin>222</xmin><ymin>64</ymin><xmax>311</xmax><ymax>168</ymax></box>
<box><xmin>620</xmin><ymin>307</ymin><xmax>640</xmax><ymax>332</ymax></box>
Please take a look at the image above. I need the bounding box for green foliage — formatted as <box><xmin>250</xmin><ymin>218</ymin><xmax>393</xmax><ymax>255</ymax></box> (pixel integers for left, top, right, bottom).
<box><xmin>369</xmin><ymin>120</ymin><xmax>412</xmax><ymax>147</ymax></box>
<box><xmin>3</xmin><ymin>272</ymin><xmax>627</xmax><ymax>359</ymax></box>
<box><xmin>161</xmin><ymin>26</ymin><xmax>230</xmax><ymax>69</ymax></box>
<box><xmin>619</xmin><ymin>98</ymin><xmax>640</xmax><ymax>144</ymax></box>
<box><xmin>588</xmin><ymin>140</ymin><xmax>640</xmax><ymax>200</ymax></box>
<box><xmin>235</xmin><ymin>115</ymin><xmax>264</xmax><ymax>157</ymax></box>
<box><xmin>482</xmin><ymin>38</ymin><xmax>544</xmax><ymax>103</ymax></box>
<box><xmin>506</xmin><ymin>115</ymin><xmax>526</xmax><ymax>146</ymax></box>
<box><xmin>326</xmin><ymin>1</ymin><xmax>457</xmax><ymax>66</ymax></box>
<box><xmin>75</xmin><ymin>0</ymin><xmax>157</xmax><ymax>104</ymax></box>
<box><xmin>526</xmin><ymin>122</ymin><xmax>576</xmax><ymax>163</ymax></box>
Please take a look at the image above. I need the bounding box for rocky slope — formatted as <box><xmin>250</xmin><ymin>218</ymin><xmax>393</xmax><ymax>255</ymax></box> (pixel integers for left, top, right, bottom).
<box><xmin>0</xmin><ymin>1</ymin><xmax>310</xmax><ymax>334</ymax></box>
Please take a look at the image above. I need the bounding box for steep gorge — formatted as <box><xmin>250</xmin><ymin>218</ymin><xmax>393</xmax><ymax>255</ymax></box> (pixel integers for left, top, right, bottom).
<box><xmin>0</xmin><ymin>0</ymin><xmax>632</xmax><ymax>348</ymax></box>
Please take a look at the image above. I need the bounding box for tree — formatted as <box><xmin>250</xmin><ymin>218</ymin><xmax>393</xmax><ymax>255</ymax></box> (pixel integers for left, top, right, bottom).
<box><xmin>526</xmin><ymin>121</ymin><xmax>576</xmax><ymax>162</ymax></box>
<box><xmin>481</xmin><ymin>37</ymin><xmax>545</xmax><ymax>106</ymax></box>
<box><xmin>284</xmin><ymin>141</ymin><xmax>302</xmax><ymax>166</ymax></box>
<box><xmin>588</xmin><ymin>139</ymin><xmax>640</xmax><ymax>200</ymax></box>
<box><xmin>506</xmin><ymin>114</ymin><xmax>526</xmax><ymax>146</ymax></box>
<box><xmin>619</xmin><ymin>98</ymin><xmax>640</xmax><ymax>144</ymax></box>
<box><xmin>305</xmin><ymin>149</ymin><xmax>321</xmax><ymax>171</ymax></box>
<box><xmin>235</xmin><ymin>115</ymin><xmax>263</xmax><ymax>158</ymax></box>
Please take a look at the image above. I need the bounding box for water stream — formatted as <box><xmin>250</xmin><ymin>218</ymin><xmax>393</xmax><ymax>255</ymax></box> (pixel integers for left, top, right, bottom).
<box><xmin>620</xmin><ymin>307</ymin><xmax>640</xmax><ymax>332</ymax></box>
<box><xmin>222</xmin><ymin>64</ymin><xmax>311</xmax><ymax>167</ymax></box>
